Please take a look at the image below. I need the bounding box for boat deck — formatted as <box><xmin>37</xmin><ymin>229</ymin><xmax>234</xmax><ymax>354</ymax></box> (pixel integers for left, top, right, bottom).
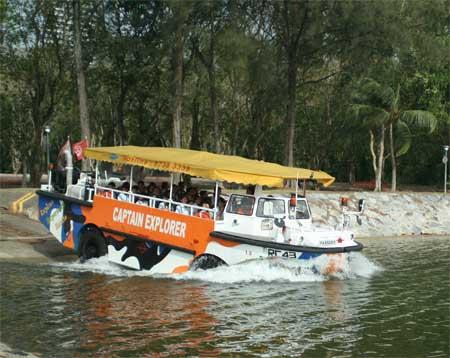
<box><xmin>211</xmin><ymin>231</ymin><xmax>364</xmax><ymax>253</ymax></box>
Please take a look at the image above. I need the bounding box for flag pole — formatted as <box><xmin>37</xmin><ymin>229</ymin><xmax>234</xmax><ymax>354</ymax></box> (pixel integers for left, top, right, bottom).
<box><xmin>66</xmin><ymin>136</ymin><xmax>73</xmax><ymax>189</ymax></box>
<box><xmin>84</xmin><ymin>135</ymin><xmax>91</xmax><ymax>171</ymax></box>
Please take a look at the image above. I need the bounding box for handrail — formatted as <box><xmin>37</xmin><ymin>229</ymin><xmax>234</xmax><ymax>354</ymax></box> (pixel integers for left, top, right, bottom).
<box><xmin>94</xmin><ymin>185</ymin><xmax>216</xmax><ymax>218</ymax></box>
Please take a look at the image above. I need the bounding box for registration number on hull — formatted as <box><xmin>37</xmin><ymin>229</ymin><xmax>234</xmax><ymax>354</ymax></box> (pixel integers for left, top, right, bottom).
<box><xmin>266</xmin><ymin>248</ymin><xmax>297</xmax><ymax>259</ymax></box>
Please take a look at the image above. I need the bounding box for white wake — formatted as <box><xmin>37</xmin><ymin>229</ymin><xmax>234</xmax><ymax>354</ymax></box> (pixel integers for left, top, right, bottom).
<box><xmin>50</xmin><ymin>252</ymin><xmax>382</xmax><ymax>283</ymax></box>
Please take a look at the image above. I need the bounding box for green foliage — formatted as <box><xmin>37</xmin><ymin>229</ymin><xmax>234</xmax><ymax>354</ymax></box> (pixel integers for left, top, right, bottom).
<box><xmin>1</xmin><ymin>0</ymin><xmax>448</xmax><ymax>188</ymax></box>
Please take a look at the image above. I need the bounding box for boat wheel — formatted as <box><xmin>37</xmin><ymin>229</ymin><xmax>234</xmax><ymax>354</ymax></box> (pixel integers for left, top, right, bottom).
<box><xmin>79</xmin><ymin>230</ymin><xmax>107</xmax><ymax>261</ymax></box>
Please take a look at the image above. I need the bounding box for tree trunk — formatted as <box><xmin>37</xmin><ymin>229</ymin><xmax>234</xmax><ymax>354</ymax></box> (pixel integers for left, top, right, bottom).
<box><xmin>172</xmin><ymin>17</ymin><xmax>184</xmax><ymax>149</ymax></box>
<box><xmin>29</xmin><ymin>129</ymin><xmax>43</xmax><ymax>187</ymax></box>
<box><xmin>389</xmin><ymin>122</ymin><xmax>397</xmax><ymax>192</ymax></box>
<box><xmin>208</xmin><ymin>15</ymin><xmax>219</xmax><ymax>153</ymax></box>
<box><xmin>190</xmin><ymin>94</ymin><xmax>201</xmax><ymax>150</ymax></box>
<box><xmin>117</xmin><ymin>84</ymin><xmax>127</xmax><ymax>146</ymax></box>
<box><xmin>21</xmin><ymin>160</ymin><xmax>28</xmax><ymax>187</ymax></box>
<box><xmin>374</xmin><ymin>125</ymin><xmax>386</xmax><ymax>192</ymax></box>
<box><xmin>285</xmin><ymin>57</ymin><xmax>298</xmax><ymax>167</ymax></box>
<box><xmin>210</xmin><ymin>68</ymin><xmax>219</xmax><ymax>153</ymax></box>
<box><xmin>11</xmin><ymin>146</ymin><xmax>21</xmax><ymax>174</ymax></box>
<box><xmin>348</xmin><ymin>160</ymin><xmax>355</xmax><ymax>185</ymax></box>
<box><xmin>73</xmin><ymin>0</ymin><xmax>90</xmax><ymax>170</ymax></box>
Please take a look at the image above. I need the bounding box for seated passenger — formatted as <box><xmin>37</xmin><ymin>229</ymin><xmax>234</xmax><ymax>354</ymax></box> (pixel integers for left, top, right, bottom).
<box><xmin>157</xmin><ymin>193</ymin><xmax>170</xmax><ymax>210</ymax></box>
<box><xmin>153</xmin><ymin>187</ymin><xmax>162</xmax><ymax>207</ymax></box>
<box><xmin>117</xmin><ymin>182</ymin><xmax>130</xmax><ymax>201</ymax></box>
<box><xmin>187</xmin><ymin>187</ymin><xmax>198</xmax><ymax>202</ymax></box>
<box><xmin>158</xmin><ymin>201</ymin><xmax>168</xmax><ymax>210</ymax></box>
<box><xmin>133</xmin><ymin>184</ymin><xmax>148</xmax><ymax>205</ymax></box>
<box><xmin>147</xmin><ymin>182</ymin><xmax>156</xmax><ymax>195</ymax></box>
<box><xmin>135</xmin><ymin>194</ymin><xmax>149</xmax><ymax>206</ymax></box>
<box><xmin>212</xmin><ymin>187</ymin><xmax>223</xmax><ymax>207</ymax></box>
<box><xmin>246</xmin><ymin>185</ymin><xmax>255</xmax><ymax>195</ymax></box>
<box><xmin>237</xmin><ymin>197</ymin><xmax>253</xmax><ymax>215</ymax></box>
<box><xmin>175</xmin><ymin>196</ymin><xmax>190</xmax><ymax>215</ymax></box>
<box><xmin>193</xmin><ymin>196</ymin><xmax>203</xmax><ymax>215</ymax></box>
<box><xmin>197</xmin><ymin>203</ymin><xmax>212</xmax><ymax>220</ymax></box>
<box><xmin>199</xmin><ymin>190</ymin><xmax>208</xmax><ymax>200</ymax></box>
<box><xmin>162</xmin><ymin>189</ymin><xmax>171</xmax><ymax>201</ymax></box>
<box><xmin>103</xmin><ymin>182</ymin><xmax>116</xmax><ymax>198</ymax></box>
<box><xmin>137</xmin><ymin>180</ymin><xmax>146</xmax><ymax>195</ymax></box>
<box><xmin>216</xmin><ymin>197</ymin><xmax>227</xmax><ymax>220</ymax></box>
<box><xmin>173</xmin><ymin>186</ymin><xmax>184</xmax><ymax>202</ymax></box>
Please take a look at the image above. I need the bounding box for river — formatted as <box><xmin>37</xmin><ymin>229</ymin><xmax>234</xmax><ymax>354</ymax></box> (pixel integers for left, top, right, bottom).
<box><xmin>1</xmin><ymin>236</ymin><xmax>449</xmax><ymax>357</ymax></box>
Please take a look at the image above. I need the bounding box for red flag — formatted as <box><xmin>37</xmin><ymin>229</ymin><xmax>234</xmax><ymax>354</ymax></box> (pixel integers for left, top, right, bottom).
<box><xmin>72</xmin><ymin>139</ymin><xmax>88</xmax><ymax>161</ymax></box>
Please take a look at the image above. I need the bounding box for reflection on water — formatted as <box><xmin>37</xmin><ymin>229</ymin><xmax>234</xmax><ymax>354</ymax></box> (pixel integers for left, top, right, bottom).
<box><xmin>1</xmin><ymin>236</ymin><xmax>449</xmax><ymax>357</ymax></box>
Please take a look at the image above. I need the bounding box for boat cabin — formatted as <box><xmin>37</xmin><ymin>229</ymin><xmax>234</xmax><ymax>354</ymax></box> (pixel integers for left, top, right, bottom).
<box><xmin>218</xmin><ymin>194</ymin><xmax>312</xmax><ymax>239</ymax></box>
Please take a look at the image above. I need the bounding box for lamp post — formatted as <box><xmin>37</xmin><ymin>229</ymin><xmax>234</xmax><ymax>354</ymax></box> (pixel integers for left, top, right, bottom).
<box><xmin>443</xmin><ymin>145</ymin><xmax>449</xmax><ymax>194</ymax></box>
<box><xmin>44</xmin><ymin>125</ymin><xmax>51</xmax><ymax>190</ymax></box>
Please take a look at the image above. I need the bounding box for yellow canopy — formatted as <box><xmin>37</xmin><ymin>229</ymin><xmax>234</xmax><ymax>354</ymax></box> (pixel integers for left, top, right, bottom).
<box><xmin>84</xmin><ymin>146</ymin><xmax>335</xmax><ymax>188</ymax></box>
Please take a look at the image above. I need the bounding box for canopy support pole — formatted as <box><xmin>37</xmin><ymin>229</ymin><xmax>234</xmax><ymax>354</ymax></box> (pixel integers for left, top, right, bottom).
<box><xmin>95</xmin><ymin>161</ymin><xmax>98</xmax><ymax>192</ymax></box>
<box><xmin>303</xmin><ymin>179</ymin><xmax>306</xmax><ymax>196</ymax></box>
<box><xmin>169</xmin><ymin>173</ymin><xmax>174</xmax><ymax>204</ymax></box>
<box><xmin>48</xmin><ymin>169</ymin><xmax>52</xmax><ymax>191</ymax></box>
<box><xmin>129</xmin><ymin>166</ymin><xmax>133</xmax><ymax>203</ymax></box>
<box><xmin>295</xmin><ymin>172</ymin><xmax>299</xmax><ymax>199</ymax></box>
<box><xmin>213</xmin><ymin>180</ymin><xmax>219</xmax><ymax>221</ymax></box>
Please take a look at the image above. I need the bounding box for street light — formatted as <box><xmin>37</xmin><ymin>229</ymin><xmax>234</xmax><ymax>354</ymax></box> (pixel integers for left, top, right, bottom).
<box><xmin>443</xmin><ymin>145</ymin><xmax>449</xmax><ymax>194</ymax></box>
<box><xmin>44</xmin><ymin>125</ymin><xmax>51</xmax><ymax>167</ymax></box>
<box><xmin>44</xmin><ymin>125</ymin><xmax>51</xmax><ymax>190</ymax></box>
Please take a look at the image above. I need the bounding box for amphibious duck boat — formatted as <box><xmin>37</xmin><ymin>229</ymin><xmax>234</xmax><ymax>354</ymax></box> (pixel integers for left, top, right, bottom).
<box><xmin>37</xmin><ymin>146</ymin><xmax>364</xmax><ymax>274</ymax></box>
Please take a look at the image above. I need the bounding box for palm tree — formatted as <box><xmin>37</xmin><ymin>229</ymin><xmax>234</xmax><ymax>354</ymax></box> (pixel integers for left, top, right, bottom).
<box><xmin>352</xmin><ymin>78</ymin><xmax>437</xmax><ymax>192</ymax></box>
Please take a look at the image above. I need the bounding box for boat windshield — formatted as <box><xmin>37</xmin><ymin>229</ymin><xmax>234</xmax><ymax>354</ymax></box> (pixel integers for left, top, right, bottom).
<box><xmin>226</xmin><ymin>195</ymin><xmax>255</xmax><ymax>216</ymax></box>
<box><xmin>296</xmin><ymin>200</ymin><xmax>310</xmax><ymax>219</ymax></box>
<box><xmin>256</xmin><ymin>198</ymin><xmax>285</xmax><ymax>217</ymax></box>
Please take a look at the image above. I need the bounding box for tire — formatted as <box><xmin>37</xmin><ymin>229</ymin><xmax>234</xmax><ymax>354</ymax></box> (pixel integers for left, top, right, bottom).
<box><xmin>190</xmin><ymin>254</ymin><xmax>227</xmax><ymax>271</ymax></box>
<box><xmin>79</xmin><ymin>230</ymin><xmax>107</xmax><ymax>261</ymax></box>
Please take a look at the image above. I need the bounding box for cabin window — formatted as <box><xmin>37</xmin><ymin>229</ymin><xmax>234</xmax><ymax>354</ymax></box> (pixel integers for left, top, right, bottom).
<box><xmin>296</xmin><ymin>200</ymin><xmax>310</xmax><ymax>219</ymax></box>
<box><xmin>226</xmin><ymin>195</ymin><xmax>255</xmax><ymax>216</ymax></box>
<box><xmin>256</xmin><ymin>198</ymin><xmax>285</xmax><ymax>217</ymax></box>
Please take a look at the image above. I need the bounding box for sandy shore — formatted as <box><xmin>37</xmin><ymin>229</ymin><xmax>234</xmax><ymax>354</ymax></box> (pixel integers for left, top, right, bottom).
<box><xmin>0</xmin><ymin>342</ymin><xmax>40</xmax><ymax>358</ymax></box>
<box><xmin>0</xmin><ymin>208</ymin><xmax>75</xmax><ymax>261</ymax></box>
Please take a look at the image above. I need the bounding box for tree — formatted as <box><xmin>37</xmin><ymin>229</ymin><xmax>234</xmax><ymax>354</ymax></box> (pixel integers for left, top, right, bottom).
<box><xmin>190</xmin><ymin>1</ymin><xmax>228</xmax><ymax>153</ymax></box>
<box><xmin>352</xmin><ymin>78</ymin><xmax>437</xmax><ymax>191</ymax></box>
<box><xmin>2</xmin><ymin>0</ymin><xmax>70</xmax><ymax>186</ymax></box>
<box><xmin>73</xmin><ymin>0</ymin><xmax>90</xmax><ymax>170</ymax></box>
<box><xmin>1</xmin><ymin>0</ymin><xmax>448</xmax><ymax>191</ymax></box>
<box><xmin>169</xmin><ymin>3</ymin><xmax>189</xmax><ymax>149</ymax></box>
<box><xmin>271</xmin><ymin>0</ymin><xmax>310</xmax><ymax>167</ymax></box>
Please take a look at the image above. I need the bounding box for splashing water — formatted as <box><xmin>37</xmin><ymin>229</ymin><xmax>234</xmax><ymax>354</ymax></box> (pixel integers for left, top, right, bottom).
<box><xmin>4</xmin><ymin>236</ymin><xmax>448</xmax><ymax>358</ymax></box>
<box><xmin>175</xmin><ymin>252</ymin><xmax>382</xmax><ymax>283</ymax></box>
<box><xmin>51</xmin><ymin>252</ymin><xmax>382</xmax><ymax>283</ymax></box>
<box><xmin>50</xmin><ymin>256</ymin><xmax>148</xmax><ymax>278</ymax></box>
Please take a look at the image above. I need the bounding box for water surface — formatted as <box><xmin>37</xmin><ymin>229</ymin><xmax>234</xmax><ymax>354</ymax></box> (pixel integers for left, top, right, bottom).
<box><xmin>1</xmin><ymin>236</ymin><xmax>449</xmax><ymax>357</ymax></box>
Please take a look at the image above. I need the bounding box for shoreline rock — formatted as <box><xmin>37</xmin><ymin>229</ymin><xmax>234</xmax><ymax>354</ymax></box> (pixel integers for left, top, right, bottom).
<box><xmin>307</xmin><ymin>192</ymin><xmax>450</xmax><ymax>237</ymax></box>
<box><xmin>1</xmin><ymin>188</ymin><xmax>449</xmax><ymax>238</ymax></box>
<box><xmin>0</xmin><ymin>342</ymin><xmax>39</xmax><ymax>358</ymax></box>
